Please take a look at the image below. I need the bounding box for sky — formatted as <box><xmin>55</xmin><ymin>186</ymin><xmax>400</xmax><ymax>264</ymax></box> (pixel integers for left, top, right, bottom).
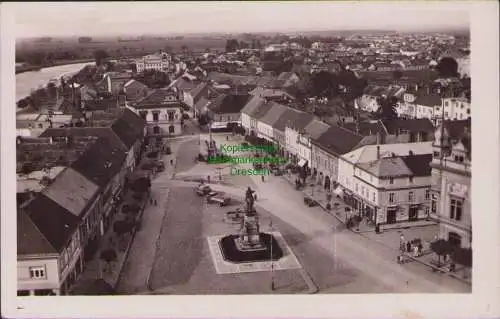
<box><xmin>11</xmin><ymin>1</ymin><xmax>470</xmax><ymax>38</ymax></box>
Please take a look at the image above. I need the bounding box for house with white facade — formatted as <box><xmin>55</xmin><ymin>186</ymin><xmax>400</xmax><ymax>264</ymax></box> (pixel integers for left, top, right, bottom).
<box><xmin>284</xmin><ymin>112</ymin><xmax>315</xmax><ymax>162</ymax></box>
<box><xmin>240</xmin><ymin>96</ymin><xmax>266</xmax><ymax>136</ymax></box>
<box><xmin>430</xmin><ymin>119</ymin><xmax>471</xmax><ymax>248</ymax></box>
<box><xmin>338</xmin><ymin>142</ymin><xmax>434</xmax><ymax>225</ymax></box>
<box><xmin>256</xmin><ymin>102</ymin><xmax>287</xmax><ymax>142</ymax></box>
<box><xmin>129</xmin><ymin>88</ymin><xmax>185</xmax><ymax>136</ymax></box>
<box><xmin>355</xmin><ymin>85</ymin><xmax>405</xmax><ymax>113</ymax></box>
<box><xmin>439</xmin><ymin>97</ymin><xmax>471</xmax><ymax>122</ymax></box>
<box><xmin>135</xmin><ymin>53</ymin><xmax>172</xmax><ymax>73</ymax></box>
<box><xmin>286</xmin><ymin>118</ymin><xmax>329</xmax><ymax>169</ymax></box>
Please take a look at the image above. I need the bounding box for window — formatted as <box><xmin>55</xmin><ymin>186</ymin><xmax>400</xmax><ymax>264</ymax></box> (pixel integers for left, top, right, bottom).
<box><xmin>444</xmin><ymin>112</ymin><xmax>449</xmax><ymax>118</ymax></box>
<box><xmin>466</xmin><ymin>109</ymin><xmax>470</xmax><ymax>115</ymax></box>
<box><xmin>425</xmin><ymin>189</ymin><xmax>430</xmax><ymax>200</ymax></box>
<box><xmin>454</xmin><ymin>155</ymin><xmax>464</xmax><ymax>163</ymax></box>
<box><xmin>450</xmin><ymin>198</ymin><xmax>463</xmax><ymax>221</ymax></box>
<box><xmin>408</xmin><ymin>191</ymin><xmax>414</xmax><ymax>202</ymax></box>
<box><xmin>433</xmin><ymin>151</ymin><xmax>440</xmax><ymax>158</ymax></box>
<box><xmin>389</xmin><ymin>192</ymin><xmax>395</xmax><ymax>203</ymax></box>
<box><xmin>372</xmin><ymin>192</ymin><xmax>376</xmax><ymax>202</ymax></box>
<box><xmin>152</xmin><ymin>112</ymin><xmax>159</xmax><ymax>121</ymax></box>
<box><xmin>431</xmin><ymin>195</ymin><xmax>437</xmax><ymax>213</ymax></box>
<box><xmin>409</xmin><ymin>176</ymin><xmax>414</xmax><ymax>183</ymax></box>
<box><xmin>389</xmin><ymin>178</ymin><xmax>394</xmax><ymax>184</ymax></box>
<box><xmin>168</xmin><ymin>125</ymin><xmax>175</xmax><ymax>134</ymax></box>
<box><xmin>167</xmin><ymin>111</ymin><xmax>175</xmax><ymax>121</ymax></box>
<box><xmin>29</xmin><ymin>266</ymin><xmax>46</xmax><ymax>279</ymax></box>
<box><xmin>355</xmin><ymin>183</ymin><xmax>359</xmax><ymax>192</ymax></box>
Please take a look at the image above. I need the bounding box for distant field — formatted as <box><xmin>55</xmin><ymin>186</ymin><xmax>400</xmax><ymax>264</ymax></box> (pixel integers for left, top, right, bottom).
<box><xmin>16</xmin><ymin>38</ymin><xmax>228</xmax><ymax>57</ymax></box>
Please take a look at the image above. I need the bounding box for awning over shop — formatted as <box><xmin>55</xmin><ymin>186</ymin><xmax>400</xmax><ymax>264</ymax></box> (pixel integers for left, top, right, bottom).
<box><xmin>298</xmin><ymin>159</ymin><xmax>307</xmax><ymax>167</ymax></box>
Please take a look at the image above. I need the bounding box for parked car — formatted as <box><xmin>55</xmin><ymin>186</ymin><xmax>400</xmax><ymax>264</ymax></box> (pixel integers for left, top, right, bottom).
<box><xmin>273</xmin><ymin>169</ymin><xmax>284</xmax><ymax>176</ymax></box>
<box><xmin>195</xmin><ymin>185</ymin><xmax>212</xmax><ymax>196</ymax></box>
<box><xmin>303</xmin><ymin>196</ymin><xmax>318</xmax><ymax>207</ymax></box>
<box><xmin>208</xmin><ymin>195</ymin><xmax>231</xmax><ymax>207</ymax></box>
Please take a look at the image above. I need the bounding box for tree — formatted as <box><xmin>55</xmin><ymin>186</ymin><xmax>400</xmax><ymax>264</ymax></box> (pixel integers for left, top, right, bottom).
<box><xmin>436</xmin><ymin>57</ymin><xmax>458</xmax><ymax>78</ymax></box>
<box><xmin>17</xmin><ymin>98</ymin><xmax>29</xmax><ymax>109</ymax></box>
<box><xmin>46</xmin><ymin>82</ymin><xmax>57</xmax><ymax>99</ymax></box>
<box><xmin>310</xmin><ymin>71</ymin><xmax>340</xmax><ymax>99</ymax></box>
<box><xmin>376</xmin><ymin>96</ymin><xmax>399</xmax><ymax>120</ymax></box>
<box><xmin>430</xmin><ymin>239</ymin><xmax>454</xmax><ymax>266</ymax></box>
<box><xmin>93</xmin><ymin>49</ymin><xmax>109</xmax><ymax>66</ymax></box>
<box><xmin>130</xmin><ymin>177</ymin><xmax>151</xmax><ymax>193</ymax></box>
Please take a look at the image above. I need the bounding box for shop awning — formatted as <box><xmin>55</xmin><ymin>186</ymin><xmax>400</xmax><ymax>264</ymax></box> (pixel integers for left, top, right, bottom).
<box><xmin>298</xmin><ymin>159</ymin><xmax>307</xmax><ymax>167</ymax></box>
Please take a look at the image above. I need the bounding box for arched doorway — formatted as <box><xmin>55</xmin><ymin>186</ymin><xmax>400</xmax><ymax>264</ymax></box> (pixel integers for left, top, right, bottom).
<box><xmin>324</xmin><ymin>175</ymin><xmax>331</xmax><ymax>190</ymax></box>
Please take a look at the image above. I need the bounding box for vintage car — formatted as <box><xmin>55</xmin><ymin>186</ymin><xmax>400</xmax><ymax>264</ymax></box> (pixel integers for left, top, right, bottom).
<box><xmin>207</xmin><ymin>193</ymin><xmax>231</xmax><ymax>206</ymax></box>
<box><xmin>303</xmin><ymin>196</ymin><xmax>319</xmax><ymax>207</ymax></box>
<box><xmin>195</xmin><ymin>184</ymin><xmax>212</xmax><ymax>196</ymax></box>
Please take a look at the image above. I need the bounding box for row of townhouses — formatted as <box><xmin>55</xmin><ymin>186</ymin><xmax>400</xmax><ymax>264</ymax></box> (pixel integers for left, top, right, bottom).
<box><xmin>240</xmin><ymin>96</ymin><xmax>471</xmax><ymax>248</ymax></box>
<box><xmin>17</xmin><ymin>108</ymin><xmax>146</xmax><ymax>296</ymax></box>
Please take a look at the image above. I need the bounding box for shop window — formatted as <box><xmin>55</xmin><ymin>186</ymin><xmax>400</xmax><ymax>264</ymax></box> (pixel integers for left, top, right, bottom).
<box><xmin>29</xmin><ymin>266</ymin><xmax>46</xmax><ymax>279</ymax></box>
<box><xmin>17</xmin><ymin>290</ymin><xmax>30</xmax><ymax>296</ymax></box>
<box><xmin>389</xmin><ymin>177</ymin><xmax>394</xmax><ymax>184</ymax></box>
<box><xmin>450</xmin><ymin>198</ymin><xmax>463</xmax><ymax>221</ymax></box>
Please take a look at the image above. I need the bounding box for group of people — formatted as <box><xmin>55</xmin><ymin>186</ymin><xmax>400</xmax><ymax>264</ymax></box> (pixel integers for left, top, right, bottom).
<box><xmin>398</xmin><ymin>234</ymin><xmax>424</xmax><ymax>264</ymax></box>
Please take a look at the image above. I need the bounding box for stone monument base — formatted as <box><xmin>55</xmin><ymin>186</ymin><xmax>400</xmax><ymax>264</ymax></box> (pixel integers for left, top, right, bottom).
<box><xmin>219</xmin><ymin>233</ymin><xmax>283</xmax><ymax>263</ymax></box>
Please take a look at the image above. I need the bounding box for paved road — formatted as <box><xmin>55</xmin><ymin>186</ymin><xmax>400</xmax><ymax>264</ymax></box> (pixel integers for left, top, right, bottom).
<box><xmin>167</xmin><ymin>177</ymin><xmax>470</xmax><ymax>294</ymax></box>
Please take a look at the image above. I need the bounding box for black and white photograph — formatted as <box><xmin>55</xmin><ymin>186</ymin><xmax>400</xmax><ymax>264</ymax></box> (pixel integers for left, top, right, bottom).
<box><xmin>1</xmin><ymin>1</ymin><xmax>499</xmax><ymax>319</ymax></box>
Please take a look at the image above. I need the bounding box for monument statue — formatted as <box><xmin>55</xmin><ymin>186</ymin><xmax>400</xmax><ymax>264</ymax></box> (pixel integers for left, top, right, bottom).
<box><xmin>236</xmin><ymin>187</ymin><xmax>264</xmax><ymax>250</ymax></box>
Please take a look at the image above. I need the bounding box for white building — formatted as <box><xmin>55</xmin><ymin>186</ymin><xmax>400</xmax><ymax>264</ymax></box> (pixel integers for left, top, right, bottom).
<box><xmin>129</xmin><ymin>88</ymin><xmax>184</xmax><ymax>136</ymax></box>
<box><xmin>338</xmin><ymin>142</ymin><xmax>433</xmax><ymax>225</ymax></box>
<box><xmin>285</xmin><ymin>118</ymin><xmax>327</xmax><ymax>168</ymax></box>
<box><xmin>135</xmin><ymin>53</ymin><xmax>172</xmax><ymax>73</ymax></box>
<box><xmin>439</xmin><ymin>97</ymin><xmax>471</xmax><ymax>122</ymax></box>
<box><xmin>430</xmin><ymin>120</ymin><xmax>471</xmax><ymax>248</ymax></box>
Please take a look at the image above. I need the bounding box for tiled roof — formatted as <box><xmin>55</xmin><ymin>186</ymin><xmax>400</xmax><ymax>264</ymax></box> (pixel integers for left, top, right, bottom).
<box><xmin>272</xmin><ymin>108</ymin><xmax>301</xmax><ymax>132</ymax></box>
<box><xmin>18</xmin><ymin>210</ymin><xmax>58</xmax><ymax>256</ymax></box>
<box><xmin>343</xmin><ymin>120</ymin><xmax>387</xmax><ymax>136</ymax></box>
<box><xmin>358</xmin><ymin>156</ymin><xmax>413</xmax><ymax>178</ymax></box>
<box><xmin>23</xmin><ymin>194</ymin><xmax>80</xmax><ymax>253</ymax></box>
<box><xmin>342</xmin><ymin>142</ymin><xmax>433</xmax><ymax>164</ymax></box>
<box><xmin>70</xmin><ymin>138</ymin><xmax>127</xmax><ymax>188</ymax></box>
<box><xmin>259</xmin><ymin>102</ymin><xmax>287</xmax><ymax>126</ymax></box>
<box><xmin>111</xmin><ymin>117</ymin><xmax>140</xmax><ymax>149</ymax></box>
<box><xmin>287</xmin><ymin>111</ymin><xmax>315</xmax><ymax>131</ymax></box>
<box><xmin>312</xmin><ymin>125</ymin><xmax>365</xmax><ymax>155</ymax></box>
<box><xmin>40</xmin><ymin>127</ymin><xmax>127</xmax><ymax>151</ymax></box>
<box><xmin>208</xmin><ymin>94</ymin><xmax>252</xmax><ymax>114</ymax></box>
<box><xmin>251</xmin><ymin>100</ymin><xmax>274</xmax><ymax>120</ymax></box>
<box><xmin>401</xmin><ymin>154</ymin><xmax>433</xmax><ymax>176</ymax></box>
<box><xmin>381</xmin><ymin>119</ymin><xmax>435</xmax><ymax>135</ymax></box>
<box><xmin>241</xmin><ymin>95</ymin><xmax>266</xmax><ymax>116</ymax></box>
<box><xmin>414</xmin><ymin>93</ymin><xmax>441</xmax><ymax>107</ymax></box>
<box><xmin>304</xmin><ymin>119</ymin><xmax>330</xmax><ymax>139</ymax></box>
<box><xmin>42</xmin><ymin>167</ymin><xmax>99</xmax><ymax>217</ymax></box>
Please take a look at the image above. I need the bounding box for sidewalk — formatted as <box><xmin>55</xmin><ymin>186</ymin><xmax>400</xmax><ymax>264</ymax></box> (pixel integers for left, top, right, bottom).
<box><xmin>70</xmin><ymin>189</ymin><xmax>148</xmax><ymax>294</ymax></box>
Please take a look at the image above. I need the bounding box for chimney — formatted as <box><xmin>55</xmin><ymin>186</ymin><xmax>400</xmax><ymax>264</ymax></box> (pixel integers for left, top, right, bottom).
<box><xmin>376</xmin><ymin>145</ymin><xmax>381</xmax><ymax>159</ymax></box>
<box><xmin>409</xmin><ymin>150</ymin><xmax>414</xmax><ymax>156</ymax></box>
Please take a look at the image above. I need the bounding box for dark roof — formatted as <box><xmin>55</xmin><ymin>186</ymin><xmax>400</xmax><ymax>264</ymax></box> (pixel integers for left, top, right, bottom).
<box><xmin>241</xmin><ymin>95</ymin><xmax>266</xmax><ymax>116</ymax></box>
<box><xmin>133</xmin><ymin>88</ymin><xmax>185</xmax><ymax>110</ymax></box>
<box><xmin>272</xmin><ymin>108</ymin><xmax>303</xmax><ymax>132</ymax></box>
<box><xmin>71</xmin><ymin>138</ymin><xmax>127</xmax><ymax>188</ymax></box>
<box><xmin>401</xmin><ymin>154</ymin><xmax>433</xmax><ymax>177</ymax></box>
<box><xmin>208</xmin><ymin>94</ymin><xmax>252</xmax><ymax>114</ymax></box>
<box><xmin>259</xmin><ymin>102</ymin><xmax>287</xmax><ymax>126</ymax></box>
<box><xmin>414</xmin><ymin>93</ymin><xmax>441</xmax><ymax>107</ymax></box>
<box><xmin>287</xmin><ymin>111</ymin><xmax>315</xmax><ymax>131</ymax></box>
<box><xmin>251</xmin><ymin>100</ymin><xmax>274</xmax><ymax>120</ymax></box>
<box><xmin>312</xmin><ymin>124</ymin><xmax>364</xmax><ymax>155</ymax></box>
<box><xmin>40</xmin><ymin>127</ymin><xmax>127</xmax><ymax>151</ymax></box>
<box><xmin>111</xmin><ymin>117</ymin><xmax>139</xmax><ymax>149</ymax></box>
<box><xmin>119</xmin><ymin>108</ymin><xmax>146</xmax><ymax>138</ymax></box>
<box><xmin>382</xmin><ymin>119</ymin><xmax>435</xmax><ymax>135</ymax></box>
<box><xmin>23</xmin><ymin>194</ymin><xmax>80</xmax><ymax>253</ymax></box>
<box><xmin>343</xmin><ymin>120</ymin><xmax>386</xmax><ymax>136</ymax></box>
<box><xmin>18</xmin><ymin>210</ymin><xmax>58</xmax><ymax>256</ymax></box>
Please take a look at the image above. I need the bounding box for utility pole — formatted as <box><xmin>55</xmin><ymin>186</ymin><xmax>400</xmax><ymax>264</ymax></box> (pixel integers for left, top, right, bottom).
<box><xmin>269</xmin><ymin>218</ymin><xmax>275</xmax><ymax>291</ymax></box>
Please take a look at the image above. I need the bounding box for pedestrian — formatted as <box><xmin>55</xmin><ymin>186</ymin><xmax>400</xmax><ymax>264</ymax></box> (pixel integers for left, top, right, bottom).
<box><xmin>226</xmin><ymin>135</ymin><xmax>229</xmax><ymax>141</ymax></box>
<box><xmin>150</xmin><ymin>197</ymin><xmax>153</xmax><ymax>205</ymax></box>
<box><xmin>418</xmin><ymin>242</ymin><xmax>423</xmax><ymax>255</ymax></box>
<box><xmin>254</xmin><ymin>193</ymin><xmax>257</xmax><ymax>201</ymax></box>
<box><xmin>261</xmin><ymin>175</ymin><xmax>264</xmax><ymax>182</ymax></box>
<box><xmin>406</xmin><ymin>241</ymin><xmax>411</xmax><ymax>253</ymax></box>
<box><xmin>154</xmin><ymin>199</ymin><xmax>157</xmax><ymax>206</ymax></box>
<box><xmin>170</xmin><ymin>159</ymin><xmax>174</xmax><ymax>166</ymax></box>
<box><xmin>413</xmin><ymin>245</ymin><xmax>419</xmax><ymax>257</ymax></box>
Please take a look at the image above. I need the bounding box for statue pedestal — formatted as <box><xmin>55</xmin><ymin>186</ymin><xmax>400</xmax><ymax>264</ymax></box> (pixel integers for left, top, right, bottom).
<box><xmin>234</xmin><ymin>214</ymin><xmax>266</xmax><ymax>252</ymax></box>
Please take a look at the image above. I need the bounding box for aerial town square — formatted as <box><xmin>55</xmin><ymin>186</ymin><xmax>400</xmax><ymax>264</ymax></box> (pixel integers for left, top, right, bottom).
<box><xmin>12</xmin><ymin>2</ymin><xmax>476</xmax><ymax>297</ymax></box>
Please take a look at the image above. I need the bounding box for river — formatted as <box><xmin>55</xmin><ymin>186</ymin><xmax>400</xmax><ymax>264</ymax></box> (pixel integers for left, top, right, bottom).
<box><xmin>16</xmin><ymin>62</ymin><xmax>95</xmax><ymax>103</ymax></box>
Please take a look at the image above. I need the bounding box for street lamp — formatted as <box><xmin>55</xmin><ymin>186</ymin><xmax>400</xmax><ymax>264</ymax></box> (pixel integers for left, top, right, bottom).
<box><xmin>269</xmin><ymin>218</ymin><xmax>275</xmax><ymax>291</ymax></box>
